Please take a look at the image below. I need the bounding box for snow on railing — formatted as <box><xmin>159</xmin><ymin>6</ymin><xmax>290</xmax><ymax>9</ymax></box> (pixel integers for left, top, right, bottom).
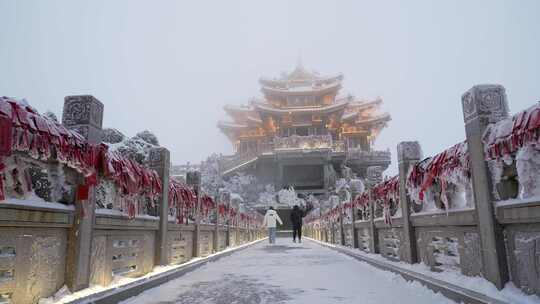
<box><xmin>484</xmin><ymin>102</ymin><xmax>540</xmax><ymax>200</ymax></box>
<box><xmin>406</xmin><ymin>142</ymin><xmax>473</xmax><ymax>213</ymax></box>
<box><xmin>0</xmin><ymin>96</ymin><xmax>164</xmax><ymax>219</ymax></box>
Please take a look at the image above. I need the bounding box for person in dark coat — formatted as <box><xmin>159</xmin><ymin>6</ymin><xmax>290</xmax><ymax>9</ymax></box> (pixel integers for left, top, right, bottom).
<box><xmin>290</xmin><ymin>205</ymin><xmax>306</xmax><ymax>243</ymax></box>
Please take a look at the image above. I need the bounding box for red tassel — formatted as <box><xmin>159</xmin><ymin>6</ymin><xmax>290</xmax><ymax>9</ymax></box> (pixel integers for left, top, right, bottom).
<box><xmin>76</xmin><ymin>184</ymin><xmax>90</xmax><ymax>201</ymax></box>
<box><xmin>0</xmin><ymin>116</ymin><xmax>11</xmax><ymax>157</ymax></box>
<box><xmin>128</xmin><ymin>201</ymin><xmax>136</xmax><ymax>219</ymax></box>
<box><xmin>0</xmin><ymin>159</ymin><xmax>5</xmax><ymax>201</ymax></box>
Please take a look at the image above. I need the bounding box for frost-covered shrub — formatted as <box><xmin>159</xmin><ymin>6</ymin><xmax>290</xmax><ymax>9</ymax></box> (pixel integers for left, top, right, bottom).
<box><xmin>135</xmin><ymin>130</ymin><xmax>159</xmax><ymax>146</ymax></box>
<box><xmin>277</xmin><ymin>187</ymin><xmax>301</xmax><ymax>207</ymax></box>
<box><xmin>258</xmin><ymin>184</ymin><xmax>277</xmax><ymax>206</ymax></box>
<box><xmin>516</xmin><ymin>145</ymin><xmax>540</xmax><ymax>199</ymax></box>
<box><xmin>102</xmin><ymin>128</ymin><xmax>125</xmax><ymax>144</ymax></box>
<box><xmin>349</xmin><ymin>178</ymin><xmax>365</xmax><ymax>195</ymax></box>
<box><xmin>222</xmin><ymin>172</ymin><xmax>260</xmax><ymax>204</ymax></box>
<box><xmin>201</xmin><ymin>154</ymin><xmax>222</xmax><ymax>197</ymax></box>
<box><xmin>108</xmin><ymin>133</ymin><xmax>159</xmax><ymax>165</ymax></box>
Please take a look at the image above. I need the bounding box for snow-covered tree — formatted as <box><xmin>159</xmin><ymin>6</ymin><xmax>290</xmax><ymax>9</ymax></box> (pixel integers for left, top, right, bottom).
<box><xmin>222</xmin><ymin>172</ymin><xmax>260</xmax><ymax>204</ymax></box>
<box><xmin>106</xmin><ymin>130</ymin><xmax>160</xmax><ymax>165</ymax></box>
<box><xmin>102</xmin><ymin>128</ymin><xmax>125</xmax><ymax>144</ymax></box>
<box><xmin>257</xmin><ymin>184</ymin><xmax>277</xmax><ymax>207</ymax></box>
<box><xmin>200</xmin><ymin>154</ymin><xmax>222</xmax><ymax>197</ymax></box>
<box><xmin>277</xmin><ymin>186</ymin><xmax>302</xmax><ymax>207</ymax></box>
<box><xmin>135</xmin><ymin>130</ymin><xmax>159</xmax><ymax>146</ymax></box>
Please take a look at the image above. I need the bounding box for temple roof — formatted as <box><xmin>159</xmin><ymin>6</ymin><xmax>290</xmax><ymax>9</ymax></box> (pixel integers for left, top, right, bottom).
<box><xmin>217</xmin><ymin>121</ymin><xmax>249</xmax><ymax>130</ymax></box>
<box><xmin>354</xmin><ymin>113</ymin><xmax>391</xmax><ymax>126</ymax></box>
<box><xmin>259</xmin><ymin>63</ymin><xmax>343</xmax><ymax>95</ymax></box>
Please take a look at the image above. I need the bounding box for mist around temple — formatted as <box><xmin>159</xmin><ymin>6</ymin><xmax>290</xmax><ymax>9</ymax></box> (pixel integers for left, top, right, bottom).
<box><xmin>1</xmin><ymin>1</ymin><xmax>540</xmax><ymax>304</ymax></box>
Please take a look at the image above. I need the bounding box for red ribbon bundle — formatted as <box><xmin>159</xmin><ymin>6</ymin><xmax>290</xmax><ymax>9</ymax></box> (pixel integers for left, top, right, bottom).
<box><xmin>217</xmin><ymin>203</ymin><xmax>227</xmax><ymax>216</ymax></box>
<box><xmin>406</xmin><ymin>142</ymin><xmax>469</xmax><ymax>204</ymax></box>
<box><xmin>353</xmin><ymin>192</ymin><xmax>370</xmax><ymax>209</ymax></box>
<box><xmin>169</xmin><ymin>180</ymin><xmax>196</xmax><ymax>224</ymax></box>
<box><xmin>485</xmin><ymin>103</ymin><xmax>540</xmax><ymax>160</ymax></box>
<box><xmin>200</xmin><ymin>195</ymin><xmax>216</xmax><ymax>217</ymax></box>
<box><xmin>372</xmin><ymin>175</ymin><xmax>399</xmax><ymax>225</ymax></box>
<box><xmin>103</xmin><ymin>150</ymin><xmax>162</xmax><ymax>199</ymax></box>
<box><xmin>0</xmin><ymin>97</ymin><xmax>164</xmax><ymax>221</ymax></box>
<box><xmin>0</xmin><ymin>97</ymin><xmax>99</xmax><ymax>176</ymax></box>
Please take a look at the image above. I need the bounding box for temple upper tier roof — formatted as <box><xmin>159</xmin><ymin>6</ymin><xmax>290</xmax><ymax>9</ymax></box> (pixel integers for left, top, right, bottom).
<box><xmin>259</xmin><ymin>63</ymin><xmax>343</xmax><ymax>95</ymax></box>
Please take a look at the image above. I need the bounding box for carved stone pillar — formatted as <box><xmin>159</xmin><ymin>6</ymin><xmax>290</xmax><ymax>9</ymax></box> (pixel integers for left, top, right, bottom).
<box><xmin>62</xmin><ymin>95</ymin><xmax>103</xmax><ymax>291</ymax></box>
<box><xmin>462</xmin><ymin>84</ymin><xmax>510</xmax><ymax>289</ymax></box>
<box><xmin>214</xmin><ymin>195</ymin><xmax>219</xmax><ymax>252</ymax></box>
<box><xmin>187</xmin><ymin>171</ymin><xmax>201</xmax><ymax>257</ymax></box>
<box><xmin>62</xmin><ymin>95</ymin><xmax>104</xmax><ymax>144</ymax></box>
<box><xmin>148</xmin><ymin>147</ymin><xmax>170</xmax><ymax>265</ymax></box>
<box><xmin>366</xmin><ymin>166</ymin><xmax>383</xmax><ymax>253</ymax></box>
<box><xmin>350</xmin><ymin>187</ymin><xmax>359</xmax><ymax>249</ymax></box>
<box><xmin>397</xmin><ymin>141</ymin><xmax>422</xmax><ymax>264</ymax></box>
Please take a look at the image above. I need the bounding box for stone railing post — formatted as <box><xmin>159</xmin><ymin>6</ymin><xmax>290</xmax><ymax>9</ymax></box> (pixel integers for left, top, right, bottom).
<box><xmin>351</xmin><ymin>189</ymin><xmax>359</xmax><ymax>249</ymax></box>
<box><xmin>226</xmin><ymin>202</ymin><xmax>231</xmax><ymax>247</ymax></box>
<box><xmin>187</xmin><ymin>171</ymin><xmax>201</xmax><ymax>257</ymax></box>
<box><xmin>366</xmin><ymin>166</ymin><xmax>383</xmax><ymax>253</ymax></box>
<box><xmin>462</xmin><ymin>84</ymin><xmax>510</xmax><ymax>289</ymax></box>
<box><xmin>62</xmin><ymin>95</ymin><xmax>103</xmax><ymax>291</ymax></box>
<box><xmin>397</xmin><ymin>141</ymin><xmax>422</xmax><ymax>264</ymax></box>
<box><xmin>148</xmin><ymin>147</ymin><xmax>170</xmax><ymax>265</ymax></box>
<box><xmin>214</xmin><ymin>196</ymin><xmax>219</xmax><ymax>252</ymax></box>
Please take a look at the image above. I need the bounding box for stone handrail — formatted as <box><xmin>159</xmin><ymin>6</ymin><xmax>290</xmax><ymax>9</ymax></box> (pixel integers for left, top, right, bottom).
<box><xmin>0</xmin><ymin>95</ymin><xmax>266</xmax><ymax>303</ymax></box>
<box><xmin>274</xmin><ymin>135</ymin><xmax>333</xmax><ymax>150</ymax></box>
<box><xmin>347</xmin><ymin>148</ymin><xmax>391</xmax><ymax>162</ymax></box>
<box><xmin>303</xmin><ymin>85</ymin><xmax>540</xmax><ymax>298</ymax></box>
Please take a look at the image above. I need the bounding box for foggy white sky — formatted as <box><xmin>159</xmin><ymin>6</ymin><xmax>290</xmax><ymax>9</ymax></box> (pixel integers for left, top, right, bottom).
<box><xmin>1</xmin><ymin>0</ymin><xmax>539</xmax><ymax>175</ymax></box>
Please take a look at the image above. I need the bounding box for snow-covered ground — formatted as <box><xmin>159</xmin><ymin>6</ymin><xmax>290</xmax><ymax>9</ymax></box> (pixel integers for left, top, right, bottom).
<box><xmin>311</xmin><ymin>239</ymin><xmax>540</xmax><ymax>304</ymax></box>
<box><xmin>121</xmin><ymin>238</ymin><xmax>456</xmax><ymax>304</ymax></box>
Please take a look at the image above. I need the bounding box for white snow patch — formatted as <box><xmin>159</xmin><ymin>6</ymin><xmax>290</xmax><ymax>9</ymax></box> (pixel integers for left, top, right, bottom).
<box><xmin>1</xmin><ymin>197</ymin><xmax>74</xmax><ymax>212</ymax></box>
<box><xmin>120</xmin><ymin>238</ymin><xmax>457</xmax><ymax>304</ymax></box>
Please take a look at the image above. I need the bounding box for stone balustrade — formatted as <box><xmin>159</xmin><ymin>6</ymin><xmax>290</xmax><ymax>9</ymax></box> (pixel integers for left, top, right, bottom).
<box><xmin>0</xmin><ymin>95</ymin><xmax>265</xmax><ymax>304</ymax></box>
<box><xmin>304</xmin><ymin>85</ymin><xmax>540</xmax><ymax>297</ymax></box>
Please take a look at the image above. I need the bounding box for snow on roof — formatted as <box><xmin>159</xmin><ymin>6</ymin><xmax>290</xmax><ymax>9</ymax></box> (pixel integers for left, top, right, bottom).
<box><xmin>261</xmin><ymin>80</ymin><xmax>341</xmax><ymax>94</ymax></box>
<box><xmin>254</xmin><ymin>100</ymin><xmax>348</xmax><ymax>114</ymax></box>
<box><xmin>224</xmin><ymin>104</ymin><xmax>253</xmax><ymax>112</ymax></box>
<box><xmin>217</xmin><ymin>121</ymin><xmax>248</xmax><ymax>129</ymax></box>
<box><xmin>341</xmin><ymin>111</ymin><xmax>358</xmax><ymax>121</ymax></box>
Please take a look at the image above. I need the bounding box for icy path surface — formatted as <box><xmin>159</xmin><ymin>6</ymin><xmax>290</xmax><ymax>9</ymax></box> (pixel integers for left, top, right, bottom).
<box><xmin>121</xmin><ymin>238</ymin><xmax>456</xmax><ymax>304</ymax></box>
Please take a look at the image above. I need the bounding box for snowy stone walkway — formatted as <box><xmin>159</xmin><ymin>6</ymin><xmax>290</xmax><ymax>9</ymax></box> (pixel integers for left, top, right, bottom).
<box><xmin>121</xmin><ymin>238</ymin><xmax>456</xmax><ymax>304</ymax></box>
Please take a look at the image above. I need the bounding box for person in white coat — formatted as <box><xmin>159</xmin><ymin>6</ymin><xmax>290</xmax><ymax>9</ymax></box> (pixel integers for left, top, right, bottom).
<box><xmin>262</xmin><ymin>206</ymin><xmax>283</xmax><ymax>244</ymax></box>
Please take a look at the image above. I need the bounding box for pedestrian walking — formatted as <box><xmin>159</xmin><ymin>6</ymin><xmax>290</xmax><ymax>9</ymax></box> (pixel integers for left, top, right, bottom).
<box><xmin>290</xmin><ymin>205</ymin><xmax>306</xmax><ymax>243</ymax></box>
<box><xmin>262</xmin><ymin>206</ymin><xmax>283</xmax><ymax>244</ymax></box>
